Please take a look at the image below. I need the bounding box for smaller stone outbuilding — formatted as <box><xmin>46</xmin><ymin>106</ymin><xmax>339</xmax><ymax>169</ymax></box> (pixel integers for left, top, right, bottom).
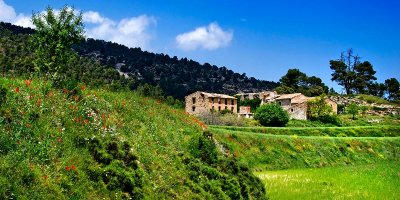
<box><xmin>185</xmin><ymin>91</ymin><xmax>238</xmax><ymax>115</ymax></box>
<box><xmin>238</xmin><ymin>106</ymin><xmax>253</xmax><ymax>118</ymax></box>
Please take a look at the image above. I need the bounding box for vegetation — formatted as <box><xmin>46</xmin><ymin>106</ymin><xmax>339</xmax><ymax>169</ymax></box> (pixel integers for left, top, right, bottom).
<box><xmin>0</xmin><ymin>77</ymin><xmax>266</xmax><ymax>199</ymax></box>
<box><xmin>277</xmin><ymin>68</ymin><xmax>328</xmax><ymax>96</ymax></box>
<box><xmin>256</xmin><ymin>162</ymin><xmax>400</xmax><ymax>199</ymax></box>
<box><xmin>347</xmin><ymin>102</ymin><xmax>359</xmax><ymax>120</ymax></box>
<box><xmin>238</xmin><ymin>98</ymin><xmax>261</xmax><ymax>113</ymax></box>
<box><xmin>211</xmin><ymin>127</ymin><xmax>400</xmax><ymax>170</ymax></box>
<box><xmin>254</xmin><ymin>103</ymin><xmax>289</xmax><ymax>127</ymax></box>
<box><xmin>210</xmin><ymin>125</ymin><xmax>400</xmax><ymax>137</ymax></box>
<box><xmin>31</xmin><ymin>6</ymin><xmax>84</xmax><ymax>83</ymax></box>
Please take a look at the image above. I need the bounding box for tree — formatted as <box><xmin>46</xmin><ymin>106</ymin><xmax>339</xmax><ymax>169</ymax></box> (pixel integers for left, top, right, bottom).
<box><xmin>279</xmin><ymin>69</ymin><xmax>328</xmax><ymax>96</ymax></box>
<box><xmin>385</xmin><ymin>78</ymin><xmax>400</xmax><ymax>100</ymax></box>
<box><xmin>279</xmin><ymin>68</ymin><xmax>307</xmax><ymax>90</ymax></box>
<box><xmin>347</xmin><ymin>102</ymin><xmax>359</xmax><ymax>120</ymax></box>
<box><xmin>254</xmin><ymin>103</ymin><xmax>289</xmax><ymax>127</ymax></box>
<box><xmin>307</xmin><ymin>94</ymin><xmax>333</xmax><ymax>120</ymax></box>
<box><xmin>354</xmin><ymin>61</ymin><xmax>377</xmax><ymax>93</ymax></box>
<box><xmin>330</xmin><ymin>49</ymin><xmax>377</xmax><ymax>95</ymax></box>
<box><xmin>31</xmin><ymin>5</ymin><xmax>84</xmax><ymax>81</ymax></box>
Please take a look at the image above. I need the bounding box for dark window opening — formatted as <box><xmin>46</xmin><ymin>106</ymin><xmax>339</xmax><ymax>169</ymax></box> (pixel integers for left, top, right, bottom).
<box><xmin>231</xmin><ymin>107</ymin><xmax>234</xmax><ymax>112</ymax></box>
<box><xmin>225</xmin><ymin>99</ymin><xmax>228</xmax><ymax>105</ymax></box>
<box><xmin>192</xmin><ymin>107</ymin><xmax>195</xmax><ymax>112</ymax></box>
<box><xmin>291</xmin><ymin>108</ymin><xmax>294</xmax><ymax>112</ymax></box>
<box><xmin>192</xmin><ymin>97</ymin><xmax>196</xmax><ymax>104</ymax></box>
<box><xmin>218</xmin><ymin>106</ymin><xmax>221</xmax><ymax>111</ymax></box>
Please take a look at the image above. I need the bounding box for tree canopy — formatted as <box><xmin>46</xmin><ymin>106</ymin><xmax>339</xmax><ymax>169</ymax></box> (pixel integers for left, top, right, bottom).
<box><xmin>277</xmin><ymin>68</ymin><xmax>328</xmax><ymax>96</ymax></box>
<box><xmin>330</xmin><ymin>49</ymin><xmax>377</xmax><ymax>95</ymax></box>
<box><xmin>31</xmin><ymin>5</ymin><xmax>84</xmax><ymax>81</ymax></box>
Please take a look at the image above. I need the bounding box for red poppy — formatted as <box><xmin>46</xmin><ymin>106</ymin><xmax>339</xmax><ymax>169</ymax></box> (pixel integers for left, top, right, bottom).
<box><xmin>81</xmin><ymin>85</ymin><xmax>85</xmax><ymax>91</ymax></box>
<box><xmin>65</xmin><ymin>166</ymin><xmax>71</xmax><ymax>171</ymax></box>
<box><xmin>71</xmin><ymin>164</ymin><xmax>76</xmax><ymax>171</ymax></box>
<box><xmin>36</xmin><ymin>99</ymin><xmax>42</xmax><ymax>107</ymax></box>
<box><xmin>27</xmin><ymin>124</ymin><xmax>31</xmax><ymax>128</ymax></box>
<box><xmin>25</xmin><ymin>80</ymin><xmax>32</xmax><ymax>87</ymax></box>
<box><xmin>15</xmin><ymin>87</ymin><xmax>19</xmax><ymax>93</ymax></box>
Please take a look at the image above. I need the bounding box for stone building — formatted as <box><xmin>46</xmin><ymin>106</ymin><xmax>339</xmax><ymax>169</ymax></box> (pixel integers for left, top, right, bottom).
<box><xmin>238</xmin><ymin>106</ymin><xmax>253</xmax><ymax>118</ymax></box>
<box><xmin>185</xmin><ymin>91</ymin><xmax>238</xmax><ymax>115</ymax></box>
<box><xmin>274</xmin><ymin>93</ymin><xmax>309</xmax><ymax>120</ymax></box>
<box><xmin>274</xmin><ymin>93</ymin><xmax>338</xmax><ymax>120</ymax></box>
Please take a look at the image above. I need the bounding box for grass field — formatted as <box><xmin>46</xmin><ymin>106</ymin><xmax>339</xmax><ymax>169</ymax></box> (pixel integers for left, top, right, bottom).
<box><xmin>256</xmin><ymin>162</ymin><xmax>400</xmax><ymax>200</ymax></box>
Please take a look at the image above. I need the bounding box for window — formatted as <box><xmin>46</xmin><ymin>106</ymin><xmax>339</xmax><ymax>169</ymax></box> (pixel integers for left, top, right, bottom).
<box><xmin>232</xmin><ymin>99</ymin><xmax>235</xmax><ymax>105</ymax></box>
<box><xmin>231</xmin><ymin>107</ymin><xmax>234</xmax><ymax>112</ymax></box>
<box><xmin>225</xmin><ymin>99</ymin><xmax>227</xmax><ymax>105</ymax></box>
<box><xmin>192</xmin><ymin>107</ymin><xmax>196</xmax><ymax>112</ymax></box>
<box><xmin>291</xmin><ymin>108</ymin><xmax>294</xmax><ymax>112</ymax></box>
<box><xmin>218</xmin><ymin>106</ymin><xmax>221</xmax><ymax>111</ymax></box>
<box><xmin>225</xmin><ymin>106</ymin><xmax>227</xmax><ymax>110</ymax></box>
<box><xmin>192</xmin><ymin>97</ymin><xmax>196</xmax><ymax>104</ymax></box>
<box><xmin>211</xmin><ymin>97</ymin><xmax>214</xmax><ymax>102</ymax></box>
<box><xmin>278</xmin><ymin>101</ymin><xmax>282</xmax><ymax>106</ymax></box>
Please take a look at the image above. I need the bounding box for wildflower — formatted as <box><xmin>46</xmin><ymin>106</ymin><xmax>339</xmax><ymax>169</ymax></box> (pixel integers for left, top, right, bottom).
<box><xmin>49</xmin><ymin>90</ymin><xmax>54</xmax><ymax>97</ymax></box>
<box><xmin>65</xmin><ymin>166</ymin><xmax>71</xmax><ymax>171</ymax></box>
<box><xmin>85</xmin><ymin>119</ymin><xmax>89</xmax><ymax>124</ymax></box>
<box><xmin>57</xmin><ymin>137</ymin><xmax>63</xmax><ymax>143</ymax></box>
<box><xmin>71</xmin><ymin>164</ymin><xmax>76</xmax><ymax>171</ymax></box>
<box><xmin>157</xmin><ymin>99</ymin><xmax>162</xmax><ymax>104</ymax></box>
<box><xmin>25</xmin><ymin>80</ymin><xmax>32</xmax><ymax>87</ymax></box>
<box><xmin>43</xmin><ymin>175</ymin><xmax>48</xmax><ymax>180</ymax></box>
<box><xmin>36</xmin><ymin>99</ymin><xmax>42</xmax><ymax>107</ymax></box>
<box><xmin>15</xmin><ymin>87</ymin><xmax>19</xmax><ymax>93</ymax></box>
<box><xmin>27</xmin><ymin>124</ymin><xmax>31</xmax><ymax>128</ymax></box>
<box><xmin>63</xmin><ymin>88</ymin><xmax>68</xmax><ymax>94</ymax></box>
<box><xmin>81</xmin><ymin>85</ymin><xmax>85</xmax><ymax>91</ymax></box>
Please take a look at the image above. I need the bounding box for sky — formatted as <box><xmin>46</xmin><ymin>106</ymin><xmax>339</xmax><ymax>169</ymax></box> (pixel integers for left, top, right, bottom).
<box><xmin>1</xmin><ymin>0</ymin><xmax>400</xmax><ymax>93</ymax></box>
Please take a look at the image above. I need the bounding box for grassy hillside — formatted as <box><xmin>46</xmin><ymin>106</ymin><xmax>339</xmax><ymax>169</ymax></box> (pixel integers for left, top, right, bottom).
<box><xmin>0</xmin><ymin>77</ymin><xmax>266</xmax><ymax>199</ymax></box>
<box><xmin>211</xmin><ymin>127</ymin><xmax>400</xmax><ymax>170</ymax></box>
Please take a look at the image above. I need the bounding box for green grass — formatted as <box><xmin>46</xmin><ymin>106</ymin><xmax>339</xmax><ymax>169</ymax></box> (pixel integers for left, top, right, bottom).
<box><xmin>210</xmin><ymin>125</ymin><xmax>400</xmax><ymax>137</ymax></box>
<box><xmin>211</xmin><ymin>128</ymin><xmax>400</xmax><ymax>170</ymax></box>
<box><xmin>256</xmin><ymin>162</ymin><xmax>400</xmax><ymax>200</ymax></box>
<box><xmin>0</xmin><ymin>77</ymin><xmax>266</xmax><ymax>199</ymax></box>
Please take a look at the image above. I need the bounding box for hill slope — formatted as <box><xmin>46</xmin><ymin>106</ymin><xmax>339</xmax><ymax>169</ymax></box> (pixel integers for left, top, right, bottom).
<box><xmin>0</xmin><ymin>22</ymin><xmax>279</xmax><ymax>99</ymax></box>
<box><xmin>0</xmin><ymin>77</ymin><xmax>266</xmax><ymax>199</ymax></box>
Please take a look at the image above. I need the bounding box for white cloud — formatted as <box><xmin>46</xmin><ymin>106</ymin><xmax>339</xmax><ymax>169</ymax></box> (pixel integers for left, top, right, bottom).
<box><xmin>0</xmin><ymin>0</ymin><xmax>15</xmax><ymax>21</ymax></box>
<box><xmin>176</xmin><ymin>22</ymin><xmax>233</xmax><ymax>51</ymax></box>
<box><xmin>0</xmin><ymin>0</ymin><xmax>33</xmax><ymax>28</ymax></box>
<box><xmin>83</xmin><ymin>11</ymin><xmax>156</xmax><ymax>49</ymax></box>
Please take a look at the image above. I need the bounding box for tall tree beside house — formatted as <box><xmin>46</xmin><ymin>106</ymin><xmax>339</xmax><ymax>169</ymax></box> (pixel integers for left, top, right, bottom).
<box><xmin>330</xmin><ymin>49</ymin><xmax>377</xmax><ymax>95</ymax></box>
<box><xmin>31</xmin><ymin>5</ymin><xmax>84</xmax><ymax>82</ymax></box>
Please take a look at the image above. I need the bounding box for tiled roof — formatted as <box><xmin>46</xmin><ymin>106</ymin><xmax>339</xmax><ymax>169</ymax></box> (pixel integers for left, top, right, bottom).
<box><xmin>275</xmin><ymin>93</ymin><xmax>303</xmax><ymax>100</ymax></box>
<box><xmin>201</xmin><ymin>92</ymin><xmax>236</xmax><ymax>99</ymax></box>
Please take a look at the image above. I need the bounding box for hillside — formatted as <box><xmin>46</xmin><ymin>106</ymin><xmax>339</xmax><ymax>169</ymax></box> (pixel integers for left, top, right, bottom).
<box><xmin>0</xmin><ymin>22</ymin><xmax>279</xmax><ymax>99</ymax></box>
<box><xmin>0</xmin><ymin>77</ymin><xmax>266</xmax><ymax>199</ymax></box>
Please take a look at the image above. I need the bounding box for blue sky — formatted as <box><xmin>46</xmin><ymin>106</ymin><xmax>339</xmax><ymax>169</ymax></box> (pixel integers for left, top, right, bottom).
<box><xmin>1</xmin><ymin>0</ymin><xmax>400</xmax><ymax>93</ymax></box>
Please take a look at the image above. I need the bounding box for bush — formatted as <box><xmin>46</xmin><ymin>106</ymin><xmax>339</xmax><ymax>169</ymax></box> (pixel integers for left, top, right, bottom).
<box><xmin>254</xmin><ymin>103</ymin><xmax>289</xmax><ymax>127</ymax></box>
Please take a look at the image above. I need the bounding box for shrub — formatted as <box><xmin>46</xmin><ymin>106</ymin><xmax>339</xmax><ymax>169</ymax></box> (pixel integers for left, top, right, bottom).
<box><xmin>254</xmin><ymin>103</ymin><xmax>289</xmax><ymax>127</ymax></box>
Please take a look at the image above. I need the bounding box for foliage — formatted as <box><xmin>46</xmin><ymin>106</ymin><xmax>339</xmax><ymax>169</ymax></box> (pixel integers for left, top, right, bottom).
<box><xmin>347</xmin><ymin>102</ymin><xmax>359</xmax><ymax>120</ymax></box>
<box><xmin>307</xmin><ymin>94</ymin><xmax>340</xmax><ymax>125</ymax></box>
<box><xmin>278</xmin><ymin>68</ymin><xmax>328</xmax><ymax>96</ymax></box>
<box><xmin>210</xmin><ymin>125</ymin><xmax>400</xmax><ymax>137</ymax></box>
<box><xmin>385</xmin><ymin>78</ymin><xmax>400</xmax><ymax>100</ymax></box>
<box><xmin>31</xmin><ymin>6</ymin><xmax>84</xmax><ymax>82</ymax></box>
<box><xmin>329</xmin><ymin>49</ymin><xmax>378</xmax><ymax>95</ymax></box>
<box><xmin>238</xmin><ymin>98</ymin><xmax>261</xmax><ymax>112</ymax></box>
<box><xmin>197</xmin><ymin>111</ymin><xmax>246</xmax><ymax>127</ymax></box>
<box><xmin>0</xmin><ymin>77</ymin><xmax>266</xmax><ymax>199</ymax></box>
<box><xmin>211</xmin><ymin>127</ymin><xmax>400</xmax><ymax>170</ymax></box>
<box><xmin>186</xmin><ymin>131</ymin><xmax>267</xmax><ymax>199</ymax></box>
<box><xmin>254</xmin><ymin>103</ymin><xmax>289</xmax><ymax>127</ymax></box>
<box><xmin>135</xmin><ymin>83</ymin><xmax>163</xmax><ymax>99</ymax></box>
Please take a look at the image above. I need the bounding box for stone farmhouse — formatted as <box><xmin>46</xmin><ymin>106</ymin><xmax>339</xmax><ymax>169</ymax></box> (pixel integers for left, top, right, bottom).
<box><xmin>185</xmin><ymin>91</ymin><xmax>238</xmax><ymax>115</ymax></box>
<box><xmin>186</xmin><ymin>91</ymin><xmax>337</xmax><ymax>120</ymax></box>
<box><xmin>236</xmin><ymin>91</ymin><xmax>338</xmax><ymax>120</ymax></box>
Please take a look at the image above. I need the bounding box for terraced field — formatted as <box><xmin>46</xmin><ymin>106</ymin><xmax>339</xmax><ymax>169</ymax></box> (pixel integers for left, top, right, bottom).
<box><xmin>210</xmin><ymin>125</ymin><xmax>400</xmax><ymax>199</ymax></box>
